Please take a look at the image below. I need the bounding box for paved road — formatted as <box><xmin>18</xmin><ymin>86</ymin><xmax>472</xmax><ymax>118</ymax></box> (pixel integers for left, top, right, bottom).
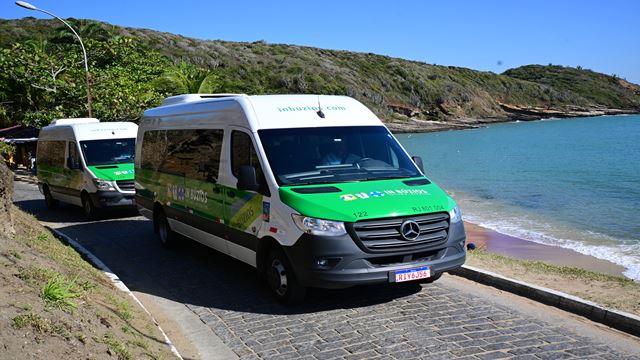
<box><xmin>13</xmin><ymin>179</ymin><xmax>640</xmax><ymax>360</ymax></box>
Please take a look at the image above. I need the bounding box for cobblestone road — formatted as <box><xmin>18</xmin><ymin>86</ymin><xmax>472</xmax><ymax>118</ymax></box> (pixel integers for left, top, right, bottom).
<box><xmin>13</xmin><ymin>180</ymin><xmax>640</xmax><ymax>360</ymax></box>
<box><xmin>186</xmin><ymin>282</ymin><xmax>637</xmax><ymax>360</ymax></box>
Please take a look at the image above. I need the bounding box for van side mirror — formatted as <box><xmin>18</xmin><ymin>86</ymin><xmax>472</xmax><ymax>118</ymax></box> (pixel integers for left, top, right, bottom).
<box><xmin>67</xmin><ymin>156</ymin><xmax>79</xmax><ymax>170</ymax></box>
<box><xmin>411</xmin><ymin>156</ymin><xmax>425</xmax><ymax>173</ymax></box>
<box><xmin>237</xmin><ymin>165</ymin><xmax>260</xmax><ymax>192</ymax></box>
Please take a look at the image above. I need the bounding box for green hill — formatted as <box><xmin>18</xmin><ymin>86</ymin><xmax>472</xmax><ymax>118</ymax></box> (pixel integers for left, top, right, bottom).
<box><xmin>503</xmin><ymin>64</ymin><xmax>640</xmax><ymax>110</ymax></box>
<box><xmin>1</xmin><ymin>18</ymin><xmax>638</xmax><ymax>131</ymax></box>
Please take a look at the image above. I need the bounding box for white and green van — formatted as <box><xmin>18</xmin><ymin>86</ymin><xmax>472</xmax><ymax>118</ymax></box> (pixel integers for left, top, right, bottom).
<box><xmin>135</xmin><ymin>94</ymin><xmax>466</xmax><ymax>303</ymax></box>
<box><xmin>37</xmin><ymin>118</ymin><xmax>137</xmax><ymax>218</ymax></box>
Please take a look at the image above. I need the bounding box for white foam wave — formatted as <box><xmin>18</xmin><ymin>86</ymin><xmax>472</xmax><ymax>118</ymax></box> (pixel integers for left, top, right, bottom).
<box><xmin>463</xmin><ymin>213</ymin><xmax>640</xmax><ymax>281</ymax></box>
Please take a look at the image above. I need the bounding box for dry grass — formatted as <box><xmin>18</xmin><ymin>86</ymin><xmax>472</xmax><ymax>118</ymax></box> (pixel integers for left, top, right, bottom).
<box><xmin>466</xmin><ymin>247</ymin><xmax>640</xmax><ymax>315</ymax></box>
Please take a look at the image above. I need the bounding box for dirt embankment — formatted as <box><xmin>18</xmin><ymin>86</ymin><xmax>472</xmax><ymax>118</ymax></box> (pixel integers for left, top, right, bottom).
<box><xmin>0</xmin><ymin>162</ymin><xmax>14</xmax><ymax>236</ymax></box>
<box><xmin>0</xmin><ymin>163</ymin><xmax>176</xmax><ymax>359</ymax></box>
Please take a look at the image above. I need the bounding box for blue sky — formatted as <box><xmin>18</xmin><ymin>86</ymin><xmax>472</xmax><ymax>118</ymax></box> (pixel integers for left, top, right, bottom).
<box><xmin>3</xmin><ymin>0</ymin><xmax>639</xmax><ymax>83</ymax></box>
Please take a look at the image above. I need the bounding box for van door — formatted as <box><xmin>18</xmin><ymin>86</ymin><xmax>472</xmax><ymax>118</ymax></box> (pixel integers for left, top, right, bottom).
<box><xmin>224</xmin><ymin>129</ymin><xmax>269</xmax><ymax>266</ymax></box>
<box><xmin>39</xmin><ymin>140</ymin><xmax>69</xmax><ymax>199</ymax></box>
<box><xmin>63</xmin><ymin>141</ymin><xmax>84</xmax><ymax>205</ymax></box>
<box><xmin>180</xmin><ymin>129</ymin><xmax>228</xmax><ymax>254</ymax></box>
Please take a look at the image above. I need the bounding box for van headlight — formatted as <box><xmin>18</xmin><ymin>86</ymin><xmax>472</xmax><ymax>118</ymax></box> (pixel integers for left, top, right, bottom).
<box><xmin>93</xmin><ymin>179</ymin><xmax>116</xmax><ymax>191</ymax></box>
<box><xmin>449</xmin><ymin>206</ymin><xmax>462</xmax><ymax>223</ymax></box>
<box><xmin>292</xmin><ymin>214</ymin><xmax>347</xmax><ymax>236</ymax></box>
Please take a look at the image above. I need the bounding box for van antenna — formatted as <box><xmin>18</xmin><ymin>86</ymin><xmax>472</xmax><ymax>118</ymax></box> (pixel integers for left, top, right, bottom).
<box><xmin>316</xmin><ymin>95</ymin><xmax>325</xmax><ymax>118</ymax></box>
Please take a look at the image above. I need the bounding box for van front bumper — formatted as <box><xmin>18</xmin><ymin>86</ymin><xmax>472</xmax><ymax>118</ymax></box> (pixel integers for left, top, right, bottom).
<box><xmin>284</xmin><ymin>220</ymin><xmax>467</xmax><ymax>289</ymax></box>
<box><xmin>89</xmin><ymin>191</ymin><xmax>135</xmax><ymax>208</ymax></box>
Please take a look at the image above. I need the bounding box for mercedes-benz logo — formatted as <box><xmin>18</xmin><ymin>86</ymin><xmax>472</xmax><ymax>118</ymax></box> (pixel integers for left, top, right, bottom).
<box><xmin>400</xmin><ymin>220</ymin><xmax>421</xmax><ymax>240</ymax></box>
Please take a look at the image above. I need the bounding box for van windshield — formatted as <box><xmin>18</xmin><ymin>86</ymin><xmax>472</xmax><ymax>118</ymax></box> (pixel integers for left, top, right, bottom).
<box><xmin>80</xmin><ymin>138</ymin><xmax>135</xmax><ymax>166</ymax></box>
<box><xmin>258</xmin><ymin>126</ymin><xmax>421</xmax><ymax>186</ymax></box>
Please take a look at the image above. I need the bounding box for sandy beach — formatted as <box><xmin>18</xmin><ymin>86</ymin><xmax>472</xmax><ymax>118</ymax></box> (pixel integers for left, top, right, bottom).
<box><xmin>463</xmin><ymin>221</ymin><xmax>627</xmax><ymax>277</ymax></box>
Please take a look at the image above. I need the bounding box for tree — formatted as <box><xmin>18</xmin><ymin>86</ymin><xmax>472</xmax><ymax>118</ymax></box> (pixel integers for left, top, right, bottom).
<box><xmin>155</xmin><ymin>61</ymin><xmax>220</xmax><ymax>94</ymax></box>
<box><xmin>0</xmin><ymin>35</ymin><xmax>174</xmax><ymax>126</ymax></box>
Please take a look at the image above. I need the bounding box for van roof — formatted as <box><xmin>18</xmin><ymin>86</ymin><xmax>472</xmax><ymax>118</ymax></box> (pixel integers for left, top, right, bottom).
<box><xmin>49</xmin><ymin>118</ymin><xmax>99</xmax><ymax>126</ymax></box>
<box><xmin>39</xmin><ymin>121</ymin><xmax>138</xmax><ymax>142</ymax></box>
<box><xmin>143</xmin><ymin>94</ymin><xmax>382</xmax><ymax>130</ymax></box>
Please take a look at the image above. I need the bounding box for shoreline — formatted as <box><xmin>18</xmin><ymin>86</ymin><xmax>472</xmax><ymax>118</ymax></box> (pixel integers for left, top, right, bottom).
<box><xmin>463</xmin><ymin>221</ymin><xmax>628</xmax><ymax>278</ymax></box>
<box><xmin>386</xmin><ymin>109</ymin><xmax>640</xmax><ymax>133</ymax></box>
<box><xmin>389</xmin><ymin>113</ymin><xmax>637</xmax><ymax>280</ymax></box>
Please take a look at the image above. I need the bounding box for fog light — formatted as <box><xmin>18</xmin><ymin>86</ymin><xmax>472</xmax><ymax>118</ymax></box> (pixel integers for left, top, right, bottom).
<box><xmin>314</xmin><ymin>257</ymin><xmax>341</xmax><ymax>269</ymax></box>
<box><xmin>317</xmin><ymin>259</ymin><xmax>329</xmax><ymax>267</ymax></box>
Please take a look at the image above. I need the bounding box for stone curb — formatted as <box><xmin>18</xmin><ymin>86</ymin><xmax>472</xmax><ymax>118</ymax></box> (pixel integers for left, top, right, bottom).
<box><xmin>46</xmin><ymin>226</ymin><xmax>184</xmax><ymax>359</ymax></box>
<box><xmin>451</xmin><ymin>265</ymin><xmax>640</xmax><ymax>337</ymax></box>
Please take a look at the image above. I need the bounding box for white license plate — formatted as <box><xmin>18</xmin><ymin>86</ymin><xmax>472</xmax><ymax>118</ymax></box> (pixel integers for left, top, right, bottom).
<box><xmin>394</xmin><ymin>266</ymin><xmax>431</xmax><ymax>283</ymax></box>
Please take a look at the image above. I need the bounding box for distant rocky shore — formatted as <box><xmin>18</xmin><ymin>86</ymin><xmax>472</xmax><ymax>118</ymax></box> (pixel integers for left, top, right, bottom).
<box><xmin>385</xmin><ymin>105</ymin><xmax>639</xmax><ymax>133</ymax></box>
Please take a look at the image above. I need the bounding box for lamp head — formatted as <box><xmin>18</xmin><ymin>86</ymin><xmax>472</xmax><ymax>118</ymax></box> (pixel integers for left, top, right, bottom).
<box><xmin>15</xmin><ymin>1</ymin><xmax>37</xmax><ymax>10</ymax></box>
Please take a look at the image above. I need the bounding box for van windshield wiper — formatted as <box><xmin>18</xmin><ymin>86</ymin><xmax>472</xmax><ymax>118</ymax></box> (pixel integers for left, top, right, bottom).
<box><xmin>293</xmin><ymin>179</ymin><xmax>350</xmax><ymax>186</ymax></box>
<box><xmin>361</xmin><ymin>175</ymin><xmax>410</xmax><ymax>181</ymax></box>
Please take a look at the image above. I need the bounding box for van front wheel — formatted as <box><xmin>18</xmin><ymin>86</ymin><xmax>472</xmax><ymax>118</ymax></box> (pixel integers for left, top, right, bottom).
<box><xmin>82</xmin><ymin>193</ymin><xmax>98</xmax><ymax>220</ymax></box>
<box><xmin>266</xmin><ymin>248</ymin><xmax>306</xmax><ymax>305</ymax></box>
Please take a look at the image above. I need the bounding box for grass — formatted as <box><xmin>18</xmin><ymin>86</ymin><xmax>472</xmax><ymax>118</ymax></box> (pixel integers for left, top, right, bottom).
<box><xmin>17</xmin><ymin>266</ymin><xmax>57</xmax><ymax>285</ymax></box>
<box><xmin>41</xmin><ymin>274</ymin><xmax>81</xmax><ymax>311</ymax></box>
<box><xmin>468</xmin><ymin>247</ymin><xmax>635</xmax><ymax>285</ymax></box>
<box><xmin>12</xmin><ymin>312</ymin><xmax>51</xmax><ymax>333</ymax></box>
<box><xmin>465</xmin><ymin>247</ymin><xmax>640</xmax><ymax>315</ymax></box>
<box><xmin>110</xmin><ymin>295</ymin><xmax>133</xmax><ymax>321</ymax></box>
<box><xmin>101</xmin><ymin>333</ymin><xmax>133</xmax><ymax>360</ymax></box>
<box><xmin>3</xmin><ymin>205</ymin><xmax>176</xmax><ymax>359</ymax></box>
<box><xmin>12</xmin><ymin>312</ymin><xmax>71</xmax><ymax>339</ymax></box>
<box><xmin>36</xmin><ymin>231</ymin><xmax>49</xmax><ymax>242</ymax></box>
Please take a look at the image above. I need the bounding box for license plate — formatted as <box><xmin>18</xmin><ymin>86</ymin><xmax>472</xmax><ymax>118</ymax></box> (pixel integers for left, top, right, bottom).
<box><xmin>393</xmin><ymin>266</ymin><xmax>430</xmax><ymax>283</ymax></box>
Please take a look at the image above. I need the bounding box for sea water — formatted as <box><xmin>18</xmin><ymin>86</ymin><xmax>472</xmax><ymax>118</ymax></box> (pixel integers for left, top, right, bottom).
<box><xmin>397</xmin><ymin>115</ymin><xmax>640</xmax><ymax>280</ymax></box>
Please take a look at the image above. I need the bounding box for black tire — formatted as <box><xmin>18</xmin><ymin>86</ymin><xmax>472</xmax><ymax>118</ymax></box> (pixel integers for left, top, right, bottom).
<box><xmin>82</xmin><ymin>193</ymin><xmax>98</xmax><ymax>220</ymax></box>
<box><xmin>419</xmin><ymin>272</ymin><xmax>443</xmax><ymax>284</ymax></box>
<box><xmin>154</xmin><ymin>209</ymin><xmax>176</xmax><ymax>248</ymax></box>
<box><xmin>43</xmin><ymin>186</ymin><xmax>59</xmax><ymax>209</ymax></box>
<box><xmin>266</xmin><ymin>248</ymin><xmax>306</xmax><ymax>305</ymax></box>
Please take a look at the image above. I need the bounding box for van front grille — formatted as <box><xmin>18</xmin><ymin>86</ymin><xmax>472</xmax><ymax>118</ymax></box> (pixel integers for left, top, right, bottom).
<box><xmin>116</xmin><ymin>180</ymin><xmax>135</xmax><ymax>192</ymax></box>
<box><xmin>349</xmin><ymin>212</ymin><xmax>450</xmax><ymax>253</ymax></box>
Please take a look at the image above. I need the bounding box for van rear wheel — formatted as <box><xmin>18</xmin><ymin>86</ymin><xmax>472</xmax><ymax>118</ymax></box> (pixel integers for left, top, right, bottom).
<box><xmin>43</xmin><ymin>186</ymin><xmax>59</xmax><ymax>209</ymax></box>
<box><xmin>266</xmin><ymin>248</ymin><xmax>306</xmax><ymax>305</ymax></box>
<box><xmin>154</xmin><ymin>210</ymin><xmax>176</xmax><ymax>248</ymax></box>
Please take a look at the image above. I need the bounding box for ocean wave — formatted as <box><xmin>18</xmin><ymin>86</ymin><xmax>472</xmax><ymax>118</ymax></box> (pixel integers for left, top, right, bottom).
<box><xmin>463</xmin><ymin>213</ymin><xmax>640</xmax><ymax>281</ymax></box>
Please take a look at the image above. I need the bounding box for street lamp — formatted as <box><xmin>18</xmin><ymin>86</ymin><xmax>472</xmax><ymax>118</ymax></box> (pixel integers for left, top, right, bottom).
<box><xmin>15</xmin><ymin>1</ymin><xmax>93</xmax><ymax>118</ymax></box>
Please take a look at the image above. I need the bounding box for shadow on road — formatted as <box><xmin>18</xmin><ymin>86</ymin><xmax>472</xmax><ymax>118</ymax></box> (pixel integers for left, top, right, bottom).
<box><xmin>14</xmin><ymin>198</ymin><xmax>141</xmax><ymax>224</ymax></box>
<box><xmin>53</xmin><ymin>218</ymin><xmax>422</xmax><ymax>315</ymax></box>
<box><xmin>13</xmin><ymin>179</ymin><xmax>422</xmax><ymax>314</ymax></box>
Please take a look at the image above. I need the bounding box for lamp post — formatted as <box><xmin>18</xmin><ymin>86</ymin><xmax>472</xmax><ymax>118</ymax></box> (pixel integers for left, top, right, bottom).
<box><xmin>15</xmin><ymin>1</ymin><xmax>93</xmax><ymax>118</ymax></box>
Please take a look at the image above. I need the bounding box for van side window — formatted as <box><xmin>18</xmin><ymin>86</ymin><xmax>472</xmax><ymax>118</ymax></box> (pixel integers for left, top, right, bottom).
<box><xmin>231</xmin><ymin>131</ymin><xmax>263</xmax><ymax>179</ymax></box>
<box><xmin>196</xmin><ymin>129</ymin><xmax>223</xmax><ymax>182</ymax></box>
<box><xmin>231</xmin><ymin>131</ymin><xmax>269</xmax><ymax>194</ymax></box>
<box><xmin>141</xmin><ymin>130</ymin><xmax>169</xmax><ymax>172</ymax></box>
<box><xmin>38</xmin><ymin>140</ymin><xmax>66</xmax><ymax>168</ymax></box>
<box><xmin>68</xmin><ymin>142</ymin><xmax>80</xmax><ymax>169</ymax></box>
<box><xmin>141</xmin><ymin>129</ymin><xmax>223</xmax><ymax>182</ymax></box>
<box><xmin>178</xmin><ymin>129</ymin><xmax>222</xmax><ymax>183</ymax></box>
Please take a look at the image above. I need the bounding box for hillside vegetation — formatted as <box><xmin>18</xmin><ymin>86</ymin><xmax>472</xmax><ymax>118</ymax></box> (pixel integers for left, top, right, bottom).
<box><xmin>503</xmin><ymin>64</ymin><xmax>640</xmax><ymax>110</ymax></box>
<box><xmin>0</xmin><ymin>164</ymin><xmax>175</xmax><ymax>359</ymax></box>
<box><xmin>1</xmin><ymin>18</ymin><xmax>638</xmax><ymax>130</ymax></box>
